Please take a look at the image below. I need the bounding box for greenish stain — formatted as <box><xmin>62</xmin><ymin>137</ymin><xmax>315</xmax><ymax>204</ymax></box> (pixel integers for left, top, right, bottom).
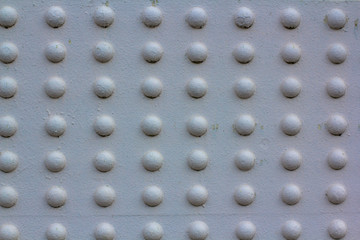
<box><xmin>318</xmin><ymin>124</ymin><xmax>322</xmax><ymax>130</ymax></box>
<box><xmin>105</xmin><ymin>1</ymin><xmax>109</xmax><ymax>7</ymax></box>
<box><xmin>260</xmin><ymin>125</ymin><xmax>264</xmax><ymax>130</ymax></box>
<box><xmin>324</xmin><ymin>15</ymin><xmax>328</xmax><ymax>24</ymax></box>
<box><xmin>150</xmin><ymin>0</ymin><xmax>159</xmax><ymax>6</ymax></box>
<box><xmin>68</xmin><ymin>39</ymin><xmax>71</xmax><ymax>44</ymax></box>
<box><xmin>355</xmin><ymin>18</ymin><xmax>359</xmax><ymax>27</ymax></box>
<box><xmin>211</xmin><ymin>124</ymin><xmax>219</xmax><ymax>131</ymax></box>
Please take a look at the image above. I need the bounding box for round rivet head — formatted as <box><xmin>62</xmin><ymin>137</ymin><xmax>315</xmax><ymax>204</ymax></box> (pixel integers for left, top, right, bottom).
<box><xmin>326</xmin><ymin>114</ymin><xmax>347</xmax><ymax>136</ymax></box>
<box><xmin>0</xmin><ymin>151</ymin><xmax>18</xmax><ymax>173</ymax></box>
<box><xmin>281</xmin><ymin>149</ymin><xmax>302</xmax><ymax>171</ymax></box>
<box><xmin>0</xmin><ymin>186</ymin><xmax>18</xmax><ymax>208</ymax></box>
<box><xmin>45</xmin><ymin>6</ymin><xmax>66</xmax><ymax>28</ymax></box>
<box><xmin>94</xmin><ymin>77</ymin><xmax>115</xmax><ymax>98</ymax></box>
<box><xmin>280</xmin><ymin>114</ymin><xmax>302</xmax><ymax>136</ymax></box>
<box><xmin>45</xmin><ymin>115</ymin><xmax>66</xmax><ymax>137</ymax></box>
<box><xmin>142</xmin><ymin>185</ymin><xmax>164</xmax><ymax>207</ymax></box>
<box><xmin>326</xmin><ymin>183</ymin><xmax>347</xmax><ymax>205</ymax></box>
<box><xmin>0</xmin><ymin>76</ymin><xmax>17</xmax><ymax>98</ymax></box>
<box><xmin>281</xmin><ymin>43</ymin><xmax>301</xmax><ymax>64</ymax></box>
<box><xmin>234</xmin><ymin>115</ymin><xmax>256</xmax><ymax>136</ymax></box>
<box><xmin>234</xmin><ymin>7</ymin><xmax>254</xmax><ymax>29</ymax></box>
<box><xmin>281</xmin><ymin>8</ymin><xmax>301</xmax><ymax>29</ymax></box>
<box><xmin>0</xmin><ymin>224</ymin><xmax>19</xmax><ymax>240</ymax></box>
<box><xmin>281</xmin><ymin>78</ymin><xmax>301</xmax><ymax>98</ymax></box>
<box><xmin>0</xmin><ymin>42</ymin><xmax>18</xmax><ymax>64</ymax></box>
<box><xmin>327</xmin><ymin>77</ymin><xmax>346</xmax><ymax>98</ymax></box>
<box><xmin>327</xmin><ymin>149</ymin><xmax>347</xmax><ymax>170</ymax></box>
<box><xmin>281</xmin><ymin>220</ymin><xmax>302</xmax><ymax>240</ymax></box>
<box><xmin>93</xmin><ymin>41</ymin><xmax>114</xmax><ymax>63</ymax></box>
<box><xmin>0</xmin><ymin>116</ymin><xmax>17</xmax><ymax>137</ymax></box>
<box><xmin>281</xmin><ymin>184</ymin><xmax>301</xmax><ymax>205</ymax></box>
<box><xmin>142</xmin><ymin>77</ymin><xmax>162</xmax><ymax>98</ymax></box>
<box><xmin>187</xmin><ymin>42</ymin><xmax>208</xmax><ymax>63</ymax></box>
<box><xmin>187</xmin><ymin>150</ymin><xmax>208</xmax><ymax>171</ymax></box>
<box><xmin>187</xmin><ymin>221</ymin><xmax>209</xmax><ymax>240</ymax></box>
<box><xmin>46</xmin><ymin>186</ymin><xmax>67</xmax><ymax>208</ymax></box>
<box><xmin>94</xmin><ymin>151</ymin><xmax>115</xmax><ymax>172</ymax></box>
<box><xmin>235</xmin><ymin>221</ymin><xmax>256</xmax><ymax>240</ymax></box>
<box><xmin>94</xmin><ymin>5</ymin><xmax>115</xmax><ymax>28</ymax></box>
<box><xmin>328</xmin><ymin>219</ymin><xmax>347</xmax><ymax>239</ymax></box>
<box><xmin>141</xmin><ymin>115</ymin><xmax>162</xmax><ymax>136</ymax></box>
<box><xmin>234</xmin><ymin>150</ymin><xmax>255</xmax><ymax>171</ymax></box>
<box><xmin>0</xmin><ymin>6</ymin><xmax>18</xmax><ymax>28</ymax></box>
<box><xmin>234</xmin><ymin>184</ymin><xmax>255</xmax><ymax>206</ymax></box>
<box><xmin>95</xmin><ymin>222</ymin><xmax>115</xmax><ymax>240</ymax></box>
<box><xmin>186</xmin><ymin>7</ymin><xmax>207</xmax><ymax>29</ymax></box>
<box><xmin>233</xmin><ymin>43</ymin><xmax>254</xmax><ymax>64</ymax></box>
<box><xmin>187</xmin><ymin>115</ymin><xmax>208</xmax><ymax>137</ymax></box>
<box><xmin>187</xmin><ymin>77</ymin><xmax>208</xmax><ymax>98</ymax></box>
<box><xmin>45</xmin><ymin>151</ymin><xmax>66</xmax><ymax>172</ymax></box>
<box><xmin>94</xmin><ymin>115</ymin><xmax>115</xmax><ymax>137</ymax></box>
<box><xmin>143</xmin><ymin>222</ymin><xmax>163</xmax><ymax>240</ymax></box>
<box><xmin>142</xmin><ymin>6</ymin><xmax>162</xmax><ymax>28</ymax></box>
<box><xmin>94</xmin><ymin>185</ymin><xmax>116</xmax><ymax>207</ymax></box>
<box><xmin>45</xmin><ymin>77</ymin><xmax>66</xmax><ymax>99</ymax></box>
<box><xmin>327</xmin><ymin>44</ymin><xmax>347</xmax><ymax>64</ymax></box>
<box><xmin>46</xmin><ymin>223</ymin><xmax>67</xmax><ymax>240</ymax></box>
<box><xmin>142</xmin><ymin>42</ymin><xmax>163</xmax><ymax>63</ymax></box>
<box><xmin>234</xmin><ymin>77</ymin><xmax>255</xmax><ymax>99</ymax></box>
<box><xmin>142</xmin><ymin>150</ymin><xmax>163</xmax><ymax>172</ymax></box>
<box><xmin>45</xmin><ymin>42</ymin><xmax>66</xmax><ymax>63</ymax></box>
<box><xmin>327</xmin><ymin>9</ymin><xmax>347</xmax><ymax>30</ymax></box>
<box><xmin>187</xmin><ymin>185</ymin><xmax>208</xmax><ymax>206</ymax></box>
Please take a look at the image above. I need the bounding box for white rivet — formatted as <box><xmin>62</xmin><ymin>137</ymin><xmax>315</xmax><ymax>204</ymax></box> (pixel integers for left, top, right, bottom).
<box><xmin>326</xmin><ymin>114</ymin><xmax>347</xmax><ymax>136</ymax></box>
<box><xmin>141</xmin><ymin>115</ymin><xmax>162</xmax><ymax>136</ymax></box>
<box><xmin>187</xmin><ymin>221</ymin><xmax>209</xmax><ymax>240</ymax></box>
<box><xmin>233</xmin><ymin>43</ymin><xmax>254</xmax><ymax>64</ymax></box>
<box><xmin>234</xmin><ymin>150</ymin><xmax>255</xmax><ymax>171</ymax></box>
<box><xmin>45</xmin><ymin>151</ymin><xmax>66</xmax><ymax>172</ymax></box>
<box><xmin>234</xmin><ymin>7</ymin><xmax>254</xmax><ymax>29</ymax></box>
<box><xmin>186</xmin><ymin>7</ymin><xmax>207</xmax><ymax>29</ymax></box>
<box><xmin>280</xmin><ymin>114</ymin><xmax>302</xmax><ymax>136</ymax></box>
<box><xmin>142</xmin><ymin>77</ymin><xmax>162</xmax><ymax>98</ymax></box>
<box><xmin>0</xmin><ymin>116</ymin><xmax>17</xmax><ymax>137</ymax></box>
<box><xmin>281</xmin><ymin>77</ymin><xmax>301</xmax><ymax>98</ymax></box>
<box><xmin>0</xmin><ymin>186</ymin><xmax>17</xmax><ymax>208</ymax></box>
<box><xmin>187</xmin><ymin>115</ymin><xmax>208</xmax><ymax>137</ymax></box>
<box><xmin>328</xmin><ymin>219</ymin><xmax>347</xmax><ymax>239</ymax></box>
<box><xmin>95</xmin><ymin>222</ymin><xmax>115</xmax><ymax>240</ymax></box>
<box><xmin>187</xmin><ymin>185</ymin><xmax>208</xmax><ymax>206</ymax></box>
<box><xmin>0</xmin><ymin>151</ymin><xmax>18</xmax><ymax>173</ymax></box>
<box><xmin>281</xmin><ymin>8</ymin><xmax>301</xmax><ymax>29</ymax></box>
<box><xmin>326</xmin><ymin>183</ymin><xmax>347</xmax><ymax>205</ymax></box>
<box><xmin>45</xmin><ymin>42</ymin><xmax>66</xmax><ymax>63</ymax></box>
<box><xmin>234</xmin><ymin>184</ymin><xmax>255</xmax><ymax>206</ymax></box>
<box><xmin>0</xmin><ymin>6</ymin><xmax>18</xmax><ymax>28</ymax></box>
<box><xmin>281</xmin><ymin>149</ymin><xmax>302</xmax><ymax>171</ymax></box>
<box><xmin>0</xmin><ymin>76</ymin><xmax>17</xmax><ymax>98</ymax></box>
<box><xmin>327</xmin><ymin>9</ymin><xmax>347</xmax><ymax>30</ymax></box>
<box><xmin>93</xmin><ymin>41</ymin><xmax>114</xmax><ymax>63</ymax></box>
<box><xmin>281</xmin><ymin>184</ymin><xmax>301</xmax><ymax>205</ymax></box>
<box><xmin>46</xmin><ymin>223</ymin><xmax>67</xmax><ymax>240</ymax></box>
<box><xmin>235</xmin><ymin>221</ymin><xmax>256</xmax><ymax>240</ymax></box>
<box><xmin>143</xmin><ymin>222</ymin><xmax>163</xmax><ymax>240</ymax></box>
<box><xmin>94</xmin><ymin>77</ymin><xmax>115</xmax><ymax>98</ymax></box>
<box><xmin>327</xmin><ymin>77</ymin><xmax>346</xmax><ymax>98</ymax></box>
<box><xmin>94</xmin><ymin>151</ymin><xmax>115</xmax><ymax>172</ymax></box>
<box><xmin>327</xmin><ymin>44</ymin><xmax>347</xmax><ymax>64</ymax></box>
<box><xmin>234</xmin><ymin>77</ymin><xmax>255</xmax><ymax>99</ymax></box>
<box><xmin>0</xmin><ymin>42</ymin><xmax>18</xmax><ymax>64</ymax></box>
<box><xmin>187</xmin><ymin>42</ymin><xmax>208</xmax><ymax>63</ymax></box>
<box><xmin>94</xmin><ymin>115</ymin><xmax>115</xmax><ymax>137</ymax></box>
<box><xmin>142</xmin><ymin>42</ymin><xmax>163</xmax><ymax>63</ymax></box>
<box><xmin>234</xmin><ymin>115</ymin><xmax>255</xmax><ymax>136</ymax></box>
<box><xmin>142</xmin><ymin>185</ymin><xmax>164</xmax><ymax>207</ymax></box>
<box><xmin>45</xmin><ymin>77</ymin><xmax>66</xmax><ymax>99</ymax></box>
<box><xmin>142</xmin><ymin>150</ymin><xmax>163</xmax><ymax>172</ymax></box>
<box><xmin>187</xmin><ymin>77</ymin><xmax>208</xmax><ymax>98</ymax></box>
<box><xmin>94</xmin><ymin>6</ymin><xmax>115</xmax><ymax>28</ymax></box>
<box><xmin>45</xmin><ymin>115</ymin><xmax>66</xmax><ymax>137</ymax></box>
<box><xmin>281</xmin><ymin>220</ymin><xmax>302</xmax><ymax>240</ymax></box>
<box><xmin>94</xmin><ymin>185</ymin><xmax>116</xmax><ymax>207</ymax></box>
<box><xmin>0</xmin><ymin>224</ymin><xmax>19</xmax><ymax>240</ymax></box>
<box><xmin>142</xmin><ymin>6</ymin><xmax>162</xmax><ymax>28</ymax></box>
<box><xmin>327</xmin><ymin>149</ymin><xmax>347</xmax><ymax>170</ymax></box>
<box><xmin>45</xmin><ymin>6</ymin><xmax>66</xmax><ymax>28</ymax></box>
<box><xmin>46</xmin><ymin>186</ymin><xmax>67</xmax><ymax>208</ymax></box>
<box><xmin>187</xmin><ymin>150</ymin><xmax>208</xmax><ymax>171</ymax></box>
<box><xmin>281</xmin><ymin>43</ymin><xmax>301</xmax><ymax>64</ymax></box>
